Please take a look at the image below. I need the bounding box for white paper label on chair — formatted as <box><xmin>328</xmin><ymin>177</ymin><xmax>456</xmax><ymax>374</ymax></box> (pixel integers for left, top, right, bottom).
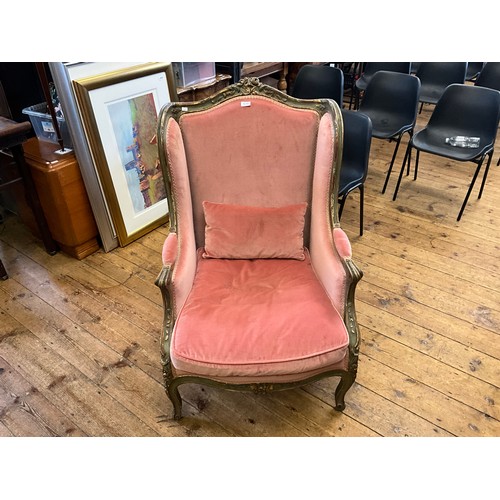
<box><xmin>241</xmin><ymin>101</ymin><xmax>251</xmax><ymax>107</ymax></box>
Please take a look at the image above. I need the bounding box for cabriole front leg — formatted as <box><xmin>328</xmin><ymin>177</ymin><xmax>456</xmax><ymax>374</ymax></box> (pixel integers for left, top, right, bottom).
<box><xmin>156</xmin><ymin>265</ymin><xmax>183</xmax><ymax>420</ymax></box>
<box><xmin>163</xmin><ymin>361</ymin><xmax>183</xmax><ymax>420</ymax></box>
<box><xmin>334</xmin><ymin>372</ymin><xmax>356</xmax><ymax>412</ymax></box>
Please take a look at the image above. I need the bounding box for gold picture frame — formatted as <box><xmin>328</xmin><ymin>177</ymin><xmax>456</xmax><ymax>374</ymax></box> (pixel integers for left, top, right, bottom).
<box><xmin>73</xmin><ymin>62</ymin><xmax>175</xmax><ymax>246</ymax></box>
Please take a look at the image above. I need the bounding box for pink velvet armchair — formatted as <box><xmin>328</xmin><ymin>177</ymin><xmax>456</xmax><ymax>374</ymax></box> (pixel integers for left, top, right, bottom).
<box><xmin>155</xmin><ymin>77</ymin><xmax>363</xmax><ymax>420</ymax></box>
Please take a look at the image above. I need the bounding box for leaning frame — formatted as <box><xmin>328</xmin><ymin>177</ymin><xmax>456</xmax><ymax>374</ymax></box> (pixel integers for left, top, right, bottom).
<box><xmin>155</xmin><ymin>77</ymin><xmax>363</xmax><ymax>420</ymax></box>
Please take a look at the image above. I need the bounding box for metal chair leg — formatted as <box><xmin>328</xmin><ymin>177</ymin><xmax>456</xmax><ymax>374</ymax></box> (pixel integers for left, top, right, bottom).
<box><xmin>478</xmin><ymin>151</ymin><xmax>493</xmax><ymax>199</ymax></box>
<box><xmin>382</xmin><ymin>134</ymin><xmax>403</xmax><ymax>194</ymax></box>
<box><xmin>406</xmin><ymin>130</ymin><xmax>413</xmax><ymax>176</ymax></box>
<box><xmin>414</xmin><ymin>149</ymin><xmax>420</xmax><ymax>180</ymax></box>
<box><xmin>338</xmin><ymin>194</ymin><xmax>347</xmax><ymax>219</ymax></box>
<box><xmin>359</xmin><ymin>184</ymin><xmax>364</xmax><ymax>236</ymax></box>
<box><xmin>457</xmin><ymin>159</ymin><xmax>484</xmax><ymax>221</ymax></box>
<box><xmin>393</xmin><ymin>142</ymin><xmax>412</xmax><ymax>201</ymax></box>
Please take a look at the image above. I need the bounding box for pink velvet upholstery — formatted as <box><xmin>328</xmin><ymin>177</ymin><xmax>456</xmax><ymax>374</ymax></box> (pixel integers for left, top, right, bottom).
<box><xmin>333</xmin><ymin>227</ymin><xmax>352</xmax><ymax>260</ymax></box>
<box><xmin>178</xmin><ymin>96</ymin><xmax>319</xmax><ymax>248</ymax></box>
<box><xmin>310</xmin><ymin>113</ymin><xmax>349</xmax><ymax>315</ymax></box>
<box><xmin>171</xmin><ymin>250</ymin><xmax>348</xmax><ymax>378</ymax></box>
<box><xmin>162</xmin><ymin>119</ymin><xmax>198</xmax><ymax>318</ymax></box>
<box><xmin>202</xmin><ymin>201</ymin><xmax>307</xmax><ymax>260</ymax></box>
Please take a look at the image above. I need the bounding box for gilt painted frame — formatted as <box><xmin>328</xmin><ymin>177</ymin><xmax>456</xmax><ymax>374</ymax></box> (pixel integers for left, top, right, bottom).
<box><xmin>73</xmin><ymin>62</ymin><xmax>175</xmax><ymax>246</ymax></box>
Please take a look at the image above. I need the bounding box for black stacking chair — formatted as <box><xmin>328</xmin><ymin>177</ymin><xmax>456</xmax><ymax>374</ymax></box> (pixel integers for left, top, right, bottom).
<box><xmin>292</xmin><ymin>64</ymin><xmax>344</xmax><ymax>107</ymax></box>
<box><xmin>339</xmin><ymin>109</ymin><xmax>372</xmax><ymax>235</ymax></box>
<box><xmin>475</xmin><ymin>62</ymin><xmax>500</xmax><ymax>91</ymax></box>
<box><xmin>354</xmin><ymin>62</ymin><xmax>411</xmax><ymax>108</ymax></box>
<box><xmin>415</xmin><ymin>62</ymin><xmax>467</xmax><ymax>113</ymax></box>
<box><xmin>358</xmin><ymin>70</ymin><xmax>421</xmax><ymax>194</ymax></box>
<box><xmin>393</xmin><ymin>84</ymin><xmax>500</xmax><ymax>221</ymax></box>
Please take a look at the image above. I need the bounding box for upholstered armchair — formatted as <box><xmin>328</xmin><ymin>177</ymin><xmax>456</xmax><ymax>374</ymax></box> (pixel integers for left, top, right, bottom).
<box><xmin>155</xmin><ymin>78</ymin><xmax>363</xmax><ymax>420</ymax></box>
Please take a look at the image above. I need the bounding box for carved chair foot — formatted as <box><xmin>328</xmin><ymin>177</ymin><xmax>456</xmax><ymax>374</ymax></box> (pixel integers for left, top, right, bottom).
<box><xmin>167</xmin><ymin>381</ymin><xmax>183</xmax><ymax>420</ymax></box>
<box><xmin>334</xmin><ymin>373</ymin><xmax>355</xmax><ymax>412</ymax></box>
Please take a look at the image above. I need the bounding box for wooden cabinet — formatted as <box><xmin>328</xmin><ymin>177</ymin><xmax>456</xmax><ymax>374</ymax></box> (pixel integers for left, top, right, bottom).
<box><xmin>23</xmin><ymin>138</ymin><xmax>100</xmax><ymax>260</ymax></box>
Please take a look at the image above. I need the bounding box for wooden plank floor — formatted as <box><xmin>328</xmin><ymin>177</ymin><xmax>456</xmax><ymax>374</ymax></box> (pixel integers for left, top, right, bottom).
<box><xmin>0</xmin><ymin>104</ymin><xmax>499</xmax><ymax>437</ymax></box>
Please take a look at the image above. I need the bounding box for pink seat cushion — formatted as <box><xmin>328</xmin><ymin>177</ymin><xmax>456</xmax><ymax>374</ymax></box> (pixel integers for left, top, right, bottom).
<box><xmin>171</xmin><ymin>250</ymin><xmax>349</xmax><ymax>378</ymax></box>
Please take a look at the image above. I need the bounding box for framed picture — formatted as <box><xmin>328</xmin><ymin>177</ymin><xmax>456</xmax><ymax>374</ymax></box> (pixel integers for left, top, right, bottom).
<box><xmin>73</xmin><ymin>62</ymin><xmax>175</xmax><ymax>246</ymax></box>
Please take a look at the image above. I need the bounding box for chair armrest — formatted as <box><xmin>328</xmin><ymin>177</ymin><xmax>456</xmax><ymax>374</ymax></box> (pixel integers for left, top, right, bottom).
<box><xmin>332</xmin><ymin>228</ymin><xmax>363</xmax><ymax>310</ymax></box>
<box><xmin>332</xmin><ymin>227</ymin><xmax>363</xmax><ymax>367</ymax></box>
<box><xmin>310</xmin><ymin>225</ymin><xmax>362</xmax><ymax>317</ymax></box>
<box><xmin>156</xmin><ymin>231</ymin><xmax>197</xmax><ymax>363</ymax></box>
<box><xmin>162</xmin><ymin>232</ymin><xmax>179</xmax><ymax>266</ymax></box>
<box><xmin>156</xmin><ymin>231</ymin><xmax>197</xmax><ymax>321</ymax></box>
<box><xmin>333</xmin><ymin>227</ymin><xmax>352</xmax><ymax>260</ymax></box>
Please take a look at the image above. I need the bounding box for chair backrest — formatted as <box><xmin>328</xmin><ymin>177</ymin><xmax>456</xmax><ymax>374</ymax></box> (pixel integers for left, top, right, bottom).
<box><xmin>415</xmin><ymin>62</ymin><xmax>467</xmax><ymax>87</ymax></box>
<box><xmin>158</xmin><ymin>78</ymin><xmax>343</xmax><ymax>249</ymax></box>
<box><xmin>426</xmin><ymin>84</ymin><xmax>500</xmax><ymax>145</ymax></box>
<box><xmin>363</xmin><ymin>62</ymin><xmax>411</xmax><ymax>77</ymax></box>
<box><xmin>359</xmin><ymin>70</ymin><xmax>421</xmax><ymax>126</ymax></box>
<box><xmin>291</xmin><ymin>64</ymin><xmax>344</xmax><ymax>107</ymax></box>
<box><xmin>340</xmin><ymin>109</ymin><xmax>372</xmax><ymax>183</ymax></box>
<box><xmin>475</xmin><ymin>62</ymin><xmax>500</xmax><ymax>91</ymax></box>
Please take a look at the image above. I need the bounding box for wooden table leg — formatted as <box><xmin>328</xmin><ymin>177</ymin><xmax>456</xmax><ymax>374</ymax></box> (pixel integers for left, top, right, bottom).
<box><xmin>10</xmin><ymin>144</ymin><xmax>58</xmax><ymax>255</ymax></box>
<box><xmin>278</xmin><ymin>63</ymin><xmax>289</xmax><ymax>93</ymax></box>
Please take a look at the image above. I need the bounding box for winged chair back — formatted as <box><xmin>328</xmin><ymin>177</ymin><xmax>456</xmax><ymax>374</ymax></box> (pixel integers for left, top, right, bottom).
<box><xmin>155</xmin><ymin>78</ymin><xmax>362</xmax><ymax>420</ymax></box>
<box><xmin>161</xmin><ymin>82</ymin><xmax>341</xmax><ymax>247</ymax></box>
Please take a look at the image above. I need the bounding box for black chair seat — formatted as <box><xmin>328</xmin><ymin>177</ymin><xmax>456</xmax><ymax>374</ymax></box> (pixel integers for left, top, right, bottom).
<box><xmin>355</xmin><ymin>62</ymin><xmax>411</xmax><ymax>91</ymax></box>
<box><xmin>412</xmin><ymin>129</ymin><xmax>494</xmax><ymax>162</ymax></box>
<box><xmin>370</xmin><ymin>117</ymin><xmax>414</xmax><ymax>139</ymax></box>
<box><xmin>339</xmin><ymin>164</ymin><xmax>365</xmax><ymax>195</ymax></box>
<box><xmin>418</xmin><ymin>85</ymin><xmax>448</xmax><ymax>105</ymax></box>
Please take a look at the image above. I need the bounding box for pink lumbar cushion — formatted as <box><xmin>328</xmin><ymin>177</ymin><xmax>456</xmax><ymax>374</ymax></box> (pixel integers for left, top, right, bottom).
<box><xmin>202</xmin><ymin>200</ymin><xmax>307</xmax><ymax>260</ymax></box>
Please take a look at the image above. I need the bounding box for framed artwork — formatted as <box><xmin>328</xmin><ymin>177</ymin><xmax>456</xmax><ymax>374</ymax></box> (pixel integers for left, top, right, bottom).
<box><xmin>73</xmin><ymin>62</ymin><xmax>174</xmax><ymax>246</ymax></box>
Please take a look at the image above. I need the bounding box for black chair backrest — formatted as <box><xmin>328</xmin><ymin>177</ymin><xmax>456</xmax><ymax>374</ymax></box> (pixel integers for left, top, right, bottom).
<box><xmin>359</xmin><ymin>70</ymin><xmax>421</xmax><ymax>125</ymax></box>
<box><xmin>363</xmin><ymin>62</ymin><xmax>411</xmax><ymax>77</ymax></box>
<box><xmin>415</xmin><ymin>62</ymin><xmax>467</xmax><ymax>87</ymax></box>
<box><xmin>340</xmin><ymin>109</ymin><xmax>372</xmax><ymax>182</ymax></box>
<box><xmin>427</xmin><ymin>84</ymin><xmax>500</xmax><ymax>144</ymax></box>
<box><xmin>292</xmin><ymin>64</ymin><xmax>344</xmax><ymax>107</ymax></box>
<box><xmin>475</xmin><ymin>62</ymin><xmax>500</xmax><ymax>92</ymax></box>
